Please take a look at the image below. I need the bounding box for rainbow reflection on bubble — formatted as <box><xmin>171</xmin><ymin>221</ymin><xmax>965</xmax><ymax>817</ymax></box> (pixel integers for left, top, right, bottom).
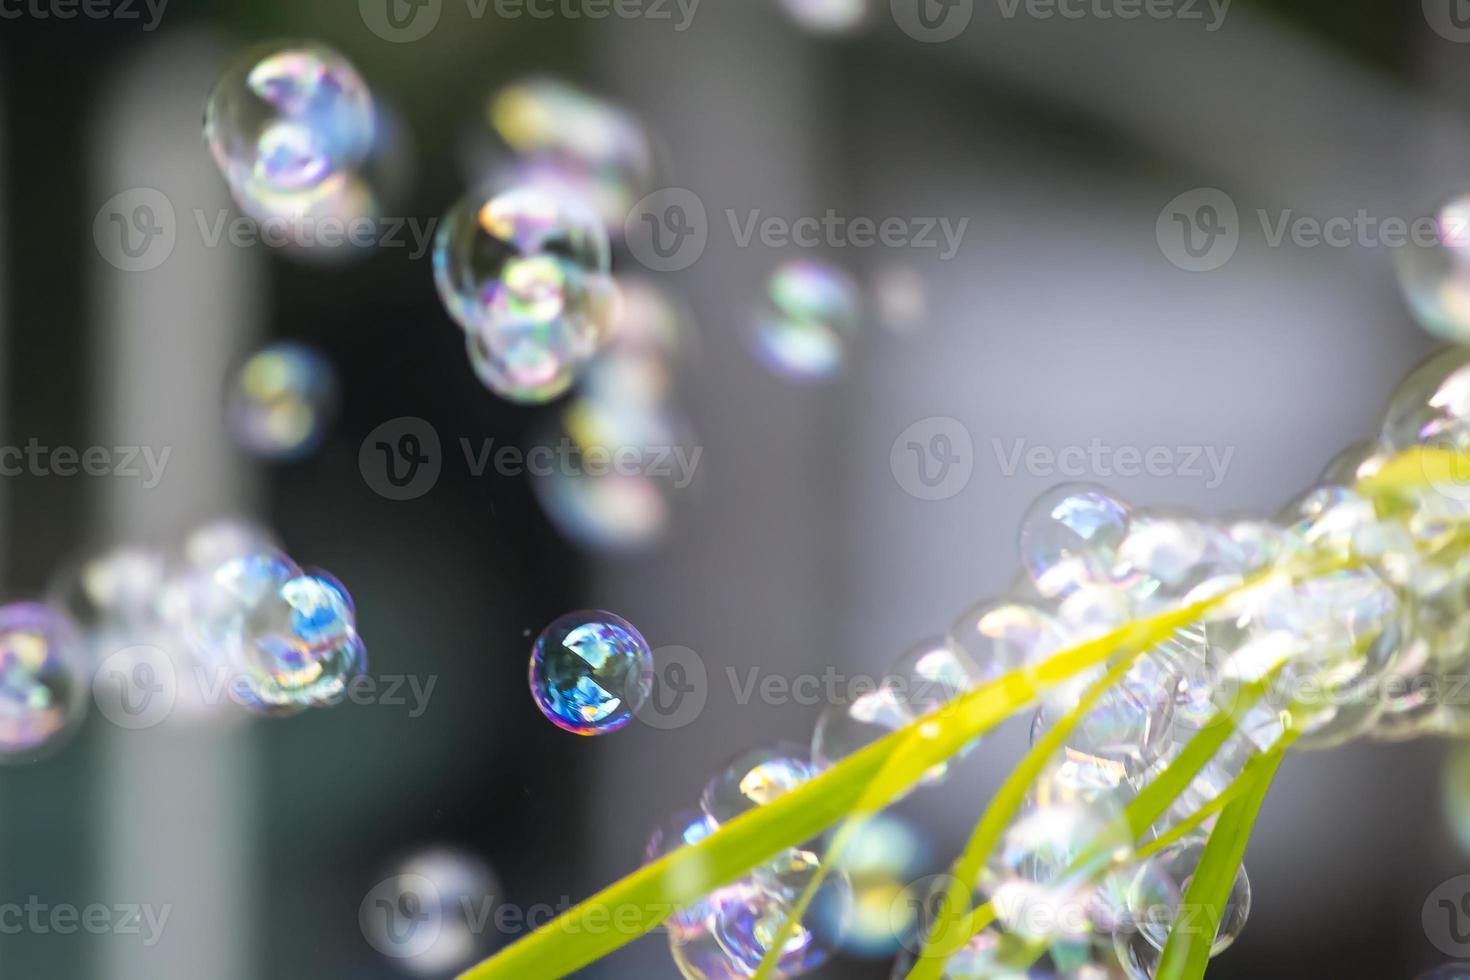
<box><xmin>0</xmin><ymin>602</ymin><xmax>88</xmax><ymax>761</ymax></box>
<box><xmin>364</xmin><ymin>848</ymin><xmax>501</xmax><ymax>976</ymax></box>
<box><xmin>435</xmin><ymin>184</ymin><xmax>614</xmax><ymax>403</ymax></box>
<box><xmin>227</xmin><ymin>342</ymin><xmax>339</xmax><ymax>461</ymax></box>
<box><xmin>750</xmin><ymin>259</ymin><xmax>862</xmax><ymax>382</ymax></box>
<box><xmin>205</xmin><ymin>41</ymin><xmax>375</xmax><ymax>220</ymax></box>
<box><xmin>529</xmin><ymin>611</ymin><xmax>653</xmax><ymax>735</ymax></box>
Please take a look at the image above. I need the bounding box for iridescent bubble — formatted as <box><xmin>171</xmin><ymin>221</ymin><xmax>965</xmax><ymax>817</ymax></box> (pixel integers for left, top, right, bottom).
<box><xmin>529</xmin><ymin>610</ymin><xmax>652</xmax><ymax>735</ymax></box>
<box><xmin>1019</xmin><ymin>484</ymin><xmax>1131</xmax><ymax>598</ymax></box>
<box><xmin>532</xmin><ymin>469</ymin><xmax>672</xmax><ymax>554</ymax></box>
<box><xmin>750</xmin><ymin>260</ymin><xmax>862</xmax><ymax>382</ymax></box>
<box><xmin>1134</xmin><ymin>837</ymin><xmax>1250</xmax><ymax>955</ymax></box>
<box><xmin>435</xmin><ymin>184</ymin><xmax>614</xmax><ymax>403</ymax></box>
<box><xmin>48</xmin><ymin>546</ymin><xmax>169</xmax><ymax>636</ymax></box>
<box><xmin>1381</xmin><ymin>347</ymin><xmax>1470</xmax><ymax>453</ymax></box>
<box><xmin>486</xmin><ymin>77</ymin><xmax>660</xmax><ymax>232</ymax></box>
<box><xmin>702</xmin><ymin>744</ymin><xmax>817</xmax><ymax>825</ymax></box>
<box><xmin>811</xmin><ymin>685</ymin><xmax>912</xmax><ymax>770</ymax></box>
<box><xmin>779</xmin><ymin>0</ymin><xmax>869</xmax><ymax>34</ymax></box>
<box><xmin>948</xmin><ymin>601</ymin><xmax>1066</xmax><ymax>681</ymax></box>
<box><xmin>0</xmin><ymin>602</ymin><xmax>88</xmax><ymax>760</ymax></box>
<box><xmin>227</xmin><ymin>342</ymin><xmax>339</xmax><ymax>460</ymax></box>
<box><xmin>670</xmin><ymin>925</ymin><xmax>747</xmax><ymax>980</ymax></box>
<box><xmin>645</xmin><ymin>809</ymin><xmax>719</xmax><ymax>941</ymax></box>
<box><xmin>363</xmin><ymin>848</ymin><xmax>500</xmax><ymax>975</ymax></box>
<box><xmin>710</xmin><ymin>881</ymin><xmax>843</xmax><ymax>976</ymax></box>
<box><xmin>1395</xmin><ymin>193</ymin><xmax>1470</xmax><ymax>343</ymax></box>
<box><xmin>890</xmin><ymin>638</ymin><xmax>980</xmax><ymax>717</ymax></box>
<box><xmin>205</xmin><ymin>42</ymin><xmax>375</xmax><ymax>219</ymax></box>
<box><xmin>983</xmin><ymin>803</ymin><xmax>1130</xmax><ymax>942</ymax></box>
<box><xmin>828</xmin><ymin>816</ymin><xmax>927</xmax><ymax>958</ymax></box>
<box><xmin>1113</xmin><ymin>514</ymin><xmax>1240</xmax><ymax>608</ymax></box>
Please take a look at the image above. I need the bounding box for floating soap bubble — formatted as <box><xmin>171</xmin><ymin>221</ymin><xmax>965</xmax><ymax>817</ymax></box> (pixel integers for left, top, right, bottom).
<box><xmin>710</xmin><ymin>881</ymin><xmax>843</xmax><ymax>976</ymax></box>
<box><xmin>750</xmin><ymin>260</ymin><xmax>862</xmax><ymax>381</ymax></box>
<box><xmin>227</xmin><ymin>342</ymin><xmax>339</xmax><ymax>460</ymax></box>
<box><xmin>1019</xmin><ymin>484</ymin><xmax>1132</xmax><ymax>598</ymax></box>
<box><xmin>1134</xmin><ymin>837</ymin><xmax>1250</xmax><ymax>955</ymax></box>
<box><xmin>779</xmin><ymin>0</ymin><xmax>869</xmax><ymax>34</ymax></box>
<box><xmin>983</xmin><ymin>803</ymin><xmax>1129</xmax><ymax>942</ymax></box>
<box><xmin>532</xmin><ymin>469</ymin><xmax>673</xmax><ymax>554</ymax></box>
<box><xmin>811</xmin><ymin>685</ymin><xmax>912</xmax><ymax>770</ymax></box>
<box><xmin>702</xmin><ymin>744</ymin><xmax>818</xmax><ymax>825</ymax></box>
<box><xmin>1113</xmin><ymin>514</ymin><xmax>1240</xmax><ymax>608</ymax></box>
<box><xmin>827</xmin><ymin>815</ymin><xmax>926</xmax><ymax>958</ymax></box>
<box><xmin>1395</xmin><ymin>193</ymin><xmax>1470</xmax><ymax>343</ymax></box>
<box><xmin>205</xmin><ymin>41</ymin><xmax>375</xmax><ymax>219</ymax></box>
<box><xmin>529</xmin><ymin>610</ymin><xmax>653</xmax><ymax>735</ymax></box>
<box><xmin>1382</xmin><ymin>347</ymin><xmax>1470</xmax><ymax>454</ymax></box>
<box><xmin>890</xmin><ymin>638</ymin><xmax>980</xmax><ymax>717</ymax></box>
<box><xmin>48</xmin><ymin>546</ymin><xmax>169</xmax><ymax>636</ymax></box>
<box><xmin>644</xmin><ymin>809</ymin><xmax>719</xmax><ymax>941</ymax></box>
<box><xmin>0</xmin><ymin>602</ymin><xmax>88</xmax><ymax>761</ymax></box>
<box><xmin>435</xmin><ymin>184</ymin><xmax>614</xmax><ymax>403</ymax></box>
<box><xmin>361</xmin><ymin>847</ymin><xmax>500</xmax><ymax>975</ymax></box>
<box><xmin>948</xmin><ymin>600</ymin><xmax>1066</xmax><ymax>681</ymax></box>
<box><xmin>485</xmin><ymin>77</ymin><xmax>661</xmax><ymax>233</ymax></box>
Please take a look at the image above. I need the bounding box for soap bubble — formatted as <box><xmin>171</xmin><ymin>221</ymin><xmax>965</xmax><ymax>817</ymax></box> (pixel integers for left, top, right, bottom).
<box><xmin>1134</xmin><ymin>837</ymin><xmax>1250</xmax><ymax>955</ymax></box>
<box><xmin>1019</xmin><ymin>484</ymin><xmax>1132</xmax><ymax>598</ymax></box>
<box><xmin>779</xmin><ymin>0</ymin><xmax>869</xmax><ymax>34</ymax></box>
<box><xmin>710</xmin><ymin>882</ymin><xmax>842</xmax><ymax>976</ymax></box>
<box><xmin>529</xmin><ymin>610</ymin><xmax>653</xmax><ymax>735</ymax></box>
<box><xmin>48</xmin><ymin>546</ymin><xmax>169</xmax><ymax>636</ymax></box>
<box><xmin>948</xmin><ymin>600</ymin><xmax>1066</xmax><ymax>680</ymax></box>
<box><xmin>645</xmin><ymin>809</ymin><xmax>719</xmax><ymax>941</ymax></box>
<box><xmin>361</xmin><ymin>847</ymin><xmax>500</xmax><ymax>975</ymax></box>
<box><xmin>750</xmin><ymin>260</ymin><xmax>862</xmax><ymax>381</ymax></box>
<box><xmin>0</xmin><ymin>602</ymin><xmax>89</xmax><ymax>761</ymax></box>
<box><xmin>485</xmin><ymin>77</ymin><xmax>661</xmax><ymax>233</ymax></box>
<box><xmin>702</xmin><ymin>743</ymin><xmax>817</xmax><ymax>825</ymax></box>
<box><xmin>1395</xmin><ymin>193</ymin><xmax>1470</xmax><ymax>343</ymax></box>
<box><xmin>227</xmin><ymin>342</ymin><xmax>339</xmax><ymax>460</ymax></box>
<box><xmin>811</xmin><ymin>685</ymin><xmax>912</xmax><ymax>770</ymax></box>
<box><xmin>205</xmin><ymin>41</ymin><xmax>375</xmax><ymax>219</ymax></box>
<box><xmin>533</xmin><ymin>469</ymin><xmax>673</xmax><ymax>554</ymax></box>
<box><xmin>434</xmin><ymin>184</ymin><xmax>614</xmax><ymax>403</ymax></box>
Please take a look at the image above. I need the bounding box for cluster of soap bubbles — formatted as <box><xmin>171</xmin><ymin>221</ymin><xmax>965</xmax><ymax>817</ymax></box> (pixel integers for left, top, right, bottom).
<box><xmin>226</xmin><ymin>341</ymin><xmax>340</xmax><ymax>460</ymax></box>
<box><xmin>56</xmin><ymin>519</ymin><xmax>364</xmax><ymax>730</ymax></box>
<box><xmin>204</xmin><ymin>42</ymin><xmax>385</xmax><ymax>246</ymax></box>
<box><xmin>664</xmin><ymin>342</ymin><xmax>1470</xmax><ymax>976</ymax></box>
<box><xmin>650</xmin><ymin>745</ymin><xmax>854</xmax><ymax>978</ymax></box>
<box><xmin>528</xmin><ymin>610</ymin><xmax>653</xmax><ymax>735</ymax></box>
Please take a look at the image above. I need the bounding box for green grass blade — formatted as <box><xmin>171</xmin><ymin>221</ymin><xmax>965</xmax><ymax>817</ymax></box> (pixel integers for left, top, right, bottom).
<box><xmin>1152</xmin><ymin>747</ymin><xmax>1285</xmax><ymax>980</ymax></box>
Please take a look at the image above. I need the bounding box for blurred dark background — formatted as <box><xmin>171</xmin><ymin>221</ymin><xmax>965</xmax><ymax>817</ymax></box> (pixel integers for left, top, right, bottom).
<box><xmin>0</xmin><ymin>1</ymin><xmax>1465</xmax><ymax>977</ymax></box>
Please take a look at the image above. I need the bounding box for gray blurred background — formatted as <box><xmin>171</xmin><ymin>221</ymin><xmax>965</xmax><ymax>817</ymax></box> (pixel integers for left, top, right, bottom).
<box><xmin>0</xmin><ymin>0</ymin><xmax>1466</xmax><ymax>977</ymax></box>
